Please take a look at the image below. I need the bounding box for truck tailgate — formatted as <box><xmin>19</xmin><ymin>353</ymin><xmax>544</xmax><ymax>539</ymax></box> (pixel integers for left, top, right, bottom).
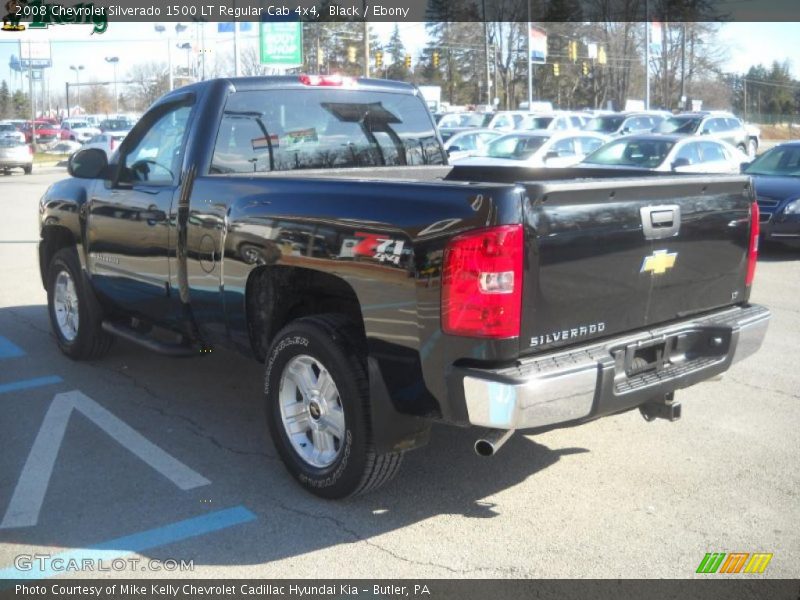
<box><xmin>520</xmin><ymin>175</ymin><xmax>754</xmax><ymax>355</ymax></box>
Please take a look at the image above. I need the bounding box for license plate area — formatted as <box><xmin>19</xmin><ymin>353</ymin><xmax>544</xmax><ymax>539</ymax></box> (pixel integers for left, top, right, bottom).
<box><xmin>612</xmin><ymin>326</ymin><xmax>732</xmax><ymax>383</ymax></box>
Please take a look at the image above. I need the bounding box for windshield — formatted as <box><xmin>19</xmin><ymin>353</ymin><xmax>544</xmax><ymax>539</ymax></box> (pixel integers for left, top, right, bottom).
<box><xmin>744</xmin><ymin>145</ymin><xmax>800</xmax><ymax>177</ymax></box>
<box><xmin>584</xmin><ymin>116</ymin><xmax>624</xmax><ymax>133</ymax></box>
<box><xmin>438</xmin><ymin>113</ymin><xmax>487</xmax><ymax>129</ymax></box>
<box><xmin>102</xmin><ymin>120</ymin><xmax>131</xmax><ymax>131</ymax></box>
<box><xmin>524</xmin><ymin>116</ymin><xmax>554</xmax><ymax>130</ymax></box>
<box><xmin>68</xmin><ymin>122</ymin><xmax>89</xmax><ymax>128</ymax></box>
<box><xmin>211</xmin><ymin>88</ymin><xmax>444</xmax><ymax>173</ymax></box>
<box><xmin>583</xmin><ymin>138</ymin><xmax>675</xmax><ymax>168</ymax></box>
<box><xmin>481</xmin><ymin>134</ymin><xmax>548</xmax><ymax>160</ymax></box>
<box><xmin>657</xmin><ymin>117</ymin><xmax>701</xmax><ymax>134</ymax></box>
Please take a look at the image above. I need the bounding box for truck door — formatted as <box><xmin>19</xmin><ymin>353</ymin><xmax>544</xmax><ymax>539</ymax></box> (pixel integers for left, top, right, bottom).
<box><xmin>86</xmin><ymin>98</ymin><xmax>193</xmax><ymax>322</ymax></box>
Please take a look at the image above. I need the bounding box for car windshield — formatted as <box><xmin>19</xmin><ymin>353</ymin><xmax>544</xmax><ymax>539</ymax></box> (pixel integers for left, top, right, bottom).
<box><xmin>102</xmin><ymin>120</ymin><xmax>131</xmax><ymax>131</ymax></box>
<box><xmin>35</xmin><ymin>124</ymin><xmax>56</xmax><ymax>130</ymax></box>
<box><xmin>68</xmin><ymin>122</ymin><xmax>89</xmax><ymax>128</ymax></box>
<box><xmin>0</xmin><ymin>124</ymin><xmax>16</xmax><ymax>131</ymax></box>
<box><xmin>481</xmin><ymin>134</ymin><xmax>548</xmax><ymax>160</ymax></box>
<box><xmin>525</xmin><ymin>116</ymin><xmax>554</xmax><ymax>129</ymax></box>
<box><xmin>583</xmin><ymin>138</ymin><xmax>675</xmax><ymax>168</ymax></box>
<box><xmin>744</xmin><ymin>145</ymin><xmax>800</xmax><ymax>177</ymax></box>
<box><xmin>657</xmin><ymin>116</ymin><xmax>701</xmax><ymax>134</ymax></box>
<box><xmin>437</xmin><ymin>113</ymin><xmax>486</xmax><ymax>128</ymax></box>
<box><xmin>584</xmin><ymin>116</ymin><xmax>624</xmax><ymax>133</ymax></box>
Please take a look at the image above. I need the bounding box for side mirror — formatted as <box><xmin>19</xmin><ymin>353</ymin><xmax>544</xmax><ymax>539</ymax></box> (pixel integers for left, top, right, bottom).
<box><xmin>671</xmin><ymin>157</ymin><xmax>691</xmax><ymax>171</ymax></box>
<box><xmin>544</xmin><ymin>150</ymin><xmax>560</xmax><ymax>160</ymax></box>
<box><xmin>68</xmin><ymin>148</ymin><xmax>108</xmax><ymax>179</ymax></box>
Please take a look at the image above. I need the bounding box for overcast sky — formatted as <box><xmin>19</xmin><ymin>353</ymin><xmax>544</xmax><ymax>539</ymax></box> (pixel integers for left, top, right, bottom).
<box><xmin>0</xmin><ymin>21</ymin><xmax>795</xmax><ymax>103</ymax></box>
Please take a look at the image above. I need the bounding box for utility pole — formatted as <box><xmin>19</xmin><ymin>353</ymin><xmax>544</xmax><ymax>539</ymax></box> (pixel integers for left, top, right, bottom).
<box><xmin>645</xmin><ymin>0</ymin><xmax>650</xmax><ymax>110</ymax></box>
<box><xmin>27</xmin><ymin>41</ymin><xmax>36</xmax><ymax>152</ymax></box>
<box><xmin>527</xmin><ymin>0</ymin><xmax>533</xmax><ymax>108</ymax></box>
<box><xmin>362</xmin><ymin>0</ymin><xmax>369</xmax><ymax>78</ymax></box>
<box><xmin>743</xmin><ymin>77</ymin><xmax>747</xmax><ymax>121</ymax></box>
<box><xmin>482</xmin><ymin>0</ymin><xmax>491</xmax><ymax>106</ymax></box>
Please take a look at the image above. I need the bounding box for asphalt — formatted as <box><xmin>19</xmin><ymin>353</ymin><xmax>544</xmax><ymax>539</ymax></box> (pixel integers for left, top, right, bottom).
<box><xmin>0</xmin><ymin>167</ymin><xmax>797</xmax><ymax>579</ymax></box>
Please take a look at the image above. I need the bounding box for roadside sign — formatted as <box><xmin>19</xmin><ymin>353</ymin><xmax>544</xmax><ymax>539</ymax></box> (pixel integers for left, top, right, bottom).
<box><xmin>259</xmin><ymin>21</ymin><xmax>303</xmax><ymax>67</ymax></box>
<box><xmin>529</xmin><ymin>25</ymin><xmax>547</xmax><ymax>64</ymax></box>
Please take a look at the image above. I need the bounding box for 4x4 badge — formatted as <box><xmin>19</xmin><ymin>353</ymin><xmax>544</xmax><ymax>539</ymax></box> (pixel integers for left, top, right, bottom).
<box><xmin>641</xmin><ymin>250</ymin><xmax>677</xmax><ymax>275</ymax></box>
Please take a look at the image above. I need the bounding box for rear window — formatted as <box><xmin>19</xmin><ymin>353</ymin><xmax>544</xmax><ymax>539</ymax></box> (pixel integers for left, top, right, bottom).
<box><xmin>583</xmin><ymin>138</ymin><xmax>675</xmax><ymax>168</ymax></box>
<box><xmin>211</xmin><ymin>88</ymin><xmax>444</xmax><ymax>174</ymax></box>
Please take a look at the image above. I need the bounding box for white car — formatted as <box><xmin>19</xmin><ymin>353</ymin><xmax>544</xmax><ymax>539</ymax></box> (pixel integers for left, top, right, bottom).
<box><xmin>0</xmin><ymin>122</ymin><xmax>25</xmax><ymax>144</ymax></box>
<box><xmin>443</xmin><ymin>129</ymin><xmax>503</xmax><ymax>161</ymax></box>
<box><xmin>451</xmin><ymin>131</ymin><xmax>610</xmax><ymax>168</ymax></box>
<box><xmin>83</xmin><ymin>132</ymin><xmax>128</xmax><ymax>159</ymax></box>
<box><xmin>579</xmin><ymin>134</ymin><xmax>748</xmax><ymax>173</ymax></box>
<box><xmin>60</xmin><ymin>119</ymin><xmax>101</xmax><ymax>143</ymax></box>
<box><xmin>521</xmin><ymin>112</ymin><xmax>589</xmax><ymax>132</ymax></box>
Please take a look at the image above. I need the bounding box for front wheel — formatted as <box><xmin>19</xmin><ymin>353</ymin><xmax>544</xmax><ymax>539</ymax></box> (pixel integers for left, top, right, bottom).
<box><xmin>264</xmin><ymin>314</ymin><xmax>403</xmax><ymax>498</ymax></box>
<box><xmin>46</xmin><ymin>247</ymin><xmax>113</xmax><ymax>360</ymax></box>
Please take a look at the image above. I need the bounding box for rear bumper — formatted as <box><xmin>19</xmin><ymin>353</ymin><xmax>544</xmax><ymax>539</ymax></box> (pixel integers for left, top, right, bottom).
<box><xmin>455</xmin><ymin>304</ymin><xmax>770</xmax><ymax>430</ymax></box>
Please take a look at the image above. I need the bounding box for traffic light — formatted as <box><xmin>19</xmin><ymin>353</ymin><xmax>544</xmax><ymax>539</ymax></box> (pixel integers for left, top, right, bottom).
<box><xmin>375</xmin><ymin>51</ymin><xmax>383</xmax><ymax>68</ymax></box>
<box><xmin>582</xmin><ymin>61</ymin><xmax>589</xmax><ymax>76</ymax></box>
<box><xmin>569</xmin><ymin>41</ymin><xmax>578</xmax><ymax>62</ymax></box>
<box><xmin>347</xmin><ymin>46</ymin><xmax>357</xmax><ymax>63</ymax></box>
<box><xmin>598</xmin><ymin>47</ymin><xmax>607</xmax><ymax>65</ymax></box>
<box><xmin>404</xmin><ymin>54</ymin><xmax>412</xmax><ymax>69</ymax></box>
<box><xmin>553</xmin><ymin>63</ymin><xmax>560</xmax><ymax>76</ymax></box>
<box><xmin>432</xmin><ymin>51</ymin><xmax>440</xmax><ymax>68</ymax></box>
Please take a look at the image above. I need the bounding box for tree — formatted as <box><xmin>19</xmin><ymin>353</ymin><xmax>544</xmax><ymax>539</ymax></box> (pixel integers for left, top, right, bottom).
<box><xmin>83</xmin><ymin>82</ymin><xmax>113</xmax><ymax>114</ymax></box>
<box><xmin>11</xmin><ymin>90</ymin><xmax>29</xmax><ymax>119</ymax></box>
<box><xmin>0</xmin><ymin>80</ymin><xmax>10</xmax><ymax>119</ymax></box>
<box><xmin>384</xmin><ymin>24</ymin><xmax>410</xmax><ymax>81</ymax></box>
<box><xmin>126</xmin><ymin>62</ymin><xmax>170</xmax><ymax>111</ymax></box>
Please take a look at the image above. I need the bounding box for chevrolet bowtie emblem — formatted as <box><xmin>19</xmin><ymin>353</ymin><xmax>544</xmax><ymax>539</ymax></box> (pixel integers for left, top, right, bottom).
<box><xmin>641</xmin><ymin>250</ymin><xmax>677</xmax><ymax>275</ymax></box>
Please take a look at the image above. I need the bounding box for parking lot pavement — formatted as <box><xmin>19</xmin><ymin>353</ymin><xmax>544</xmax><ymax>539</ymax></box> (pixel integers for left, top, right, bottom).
<box><xmin>0</xmin><ymin>170</ymin><xmax>798</xmax><ymax>579</ymax></box>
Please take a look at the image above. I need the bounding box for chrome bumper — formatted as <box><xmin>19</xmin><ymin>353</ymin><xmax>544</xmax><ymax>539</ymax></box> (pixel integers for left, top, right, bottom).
<box><xmin>460</xmin><ymin>304</ymin><xmax>770</xmax><ymax>430</ymax></box>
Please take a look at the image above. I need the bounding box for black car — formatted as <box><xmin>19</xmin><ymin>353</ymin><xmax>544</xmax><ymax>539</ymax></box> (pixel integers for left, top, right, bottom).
<box><xmin>744</xmin><ymin>141</ymin><xmax>800</xmax><ymax>248</ymax></box>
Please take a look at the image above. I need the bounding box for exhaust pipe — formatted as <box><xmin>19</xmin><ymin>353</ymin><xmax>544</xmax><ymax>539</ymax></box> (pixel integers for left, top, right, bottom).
<box><xmin>474</xmin><ymin>428</ymin><xmax>515</xmax><ymax>457</ymax></box>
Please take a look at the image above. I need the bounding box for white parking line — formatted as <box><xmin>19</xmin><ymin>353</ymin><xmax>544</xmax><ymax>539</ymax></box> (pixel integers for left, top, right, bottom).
<box><xmin>1</xmin><ymin>390</ymin><xmax>210</xmax><ymax>529</ymax></box>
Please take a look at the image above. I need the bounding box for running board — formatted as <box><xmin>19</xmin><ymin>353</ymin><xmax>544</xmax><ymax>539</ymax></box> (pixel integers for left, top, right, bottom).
<box><xmin>101</xmin><ymin>320</ymin><xmax>203</xmax><ymax>357</ymax></box>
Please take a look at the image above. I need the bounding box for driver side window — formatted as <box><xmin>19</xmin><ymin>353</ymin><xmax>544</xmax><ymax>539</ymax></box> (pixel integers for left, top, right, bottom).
<box><xmin>122</xmin><ymin>105</ymin><xmax>191</xmax><ymax>185</ymax></box>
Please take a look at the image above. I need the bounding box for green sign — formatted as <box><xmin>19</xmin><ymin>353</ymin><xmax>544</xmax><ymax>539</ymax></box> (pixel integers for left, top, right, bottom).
<box><xmin>259</xmin><ymin>22</ymin><xmax>303</xmax><ymax>67</ymax></box>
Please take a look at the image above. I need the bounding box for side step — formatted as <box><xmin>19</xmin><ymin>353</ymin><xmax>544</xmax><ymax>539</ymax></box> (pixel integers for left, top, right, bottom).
<box><xmin>101</xmin><ymin>320</ymin><xmax>204</xmax><ymax>358</ymax></box>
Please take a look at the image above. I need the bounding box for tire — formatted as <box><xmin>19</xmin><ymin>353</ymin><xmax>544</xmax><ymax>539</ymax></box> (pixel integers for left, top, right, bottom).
<box><xmin>264</xmin><ymin>314</ymin><xmax>403</xmax><ymax>498</ymax></box>
<box><xmin>23</xmin><ymin>165</ymin><xmax>32</xmax><ymax>175</ymax></box>
<box><xmin>46</xmin><ymin>247</ymin><xmax>113</xmax><ymax>360</ymax></box>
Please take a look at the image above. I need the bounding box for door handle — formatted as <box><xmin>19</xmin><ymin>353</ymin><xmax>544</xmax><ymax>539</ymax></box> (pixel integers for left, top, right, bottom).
<box><xmin>641</xmin><ymin>205</ymin><xmax>681</xmax><ymax>240</ymax></box>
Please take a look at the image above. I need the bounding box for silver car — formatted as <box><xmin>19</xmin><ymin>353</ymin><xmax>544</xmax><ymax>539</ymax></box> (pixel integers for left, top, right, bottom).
<box><xmin>0</xmin><ymin>139</ymin><xmax>33</xmax><ymax>175</ymax></box>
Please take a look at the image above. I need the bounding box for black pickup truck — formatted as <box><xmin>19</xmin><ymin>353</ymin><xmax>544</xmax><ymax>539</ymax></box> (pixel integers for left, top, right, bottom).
<box><xmin>39</xmin><ymin>76</ymin><xmax>770</xmax><ymax>498</ymax></box>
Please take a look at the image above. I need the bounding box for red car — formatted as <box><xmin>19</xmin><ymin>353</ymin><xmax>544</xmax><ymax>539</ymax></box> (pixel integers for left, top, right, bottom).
<box><xmin>22</xmin><ymin>120</ymin><xmax>61</xmax><ymax>144</ymax></box>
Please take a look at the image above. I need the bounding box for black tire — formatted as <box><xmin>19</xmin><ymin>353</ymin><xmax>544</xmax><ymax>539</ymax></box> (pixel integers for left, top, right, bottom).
<box><xmin>264</xmin><ymin>314</ymin><xmax>403</xmax><ymax>499</ymax></box>
<box><xmin>46</xmin><ymin>247</ymin><xmax>113</xmax><ymax>360</ymax></box>
<box><xmin>23</xmin><ymin>165</ymin><xmax>32</xmax><ymax>175</ymax></box>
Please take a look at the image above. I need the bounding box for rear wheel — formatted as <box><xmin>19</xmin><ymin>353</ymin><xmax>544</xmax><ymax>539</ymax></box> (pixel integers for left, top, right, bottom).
<box><xmin>23</xmin><ymin>165</ymin><xmax>32</xmax><ymax>175</ymax></box>
<box><xmin>264</xmin><ymin>314</ymin><xmax>403</xmax><ymax>498</ymax></box>
<box><xmin>46</xmin><ymin>247</ymin><xmax>113</xmax><ymax>360</ymax></box>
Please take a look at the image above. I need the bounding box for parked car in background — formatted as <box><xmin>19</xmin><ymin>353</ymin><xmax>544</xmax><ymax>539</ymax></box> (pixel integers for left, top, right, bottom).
<box><xmin>60</xmin><ymin>119</ymin><xmax>101</xmax><ymax>143</ymax></box>
<box><xmin>99</xmin><ymin>118</ymin><xmax>135</xmax><ymax>134</ymax></box>
<box><xmin>443</xmin><ymin>128</ymin><xmax>502</xmax><ymax>161</ymax></box>
<box><xmin>521</xmin><ymin>112</ymin><xmax>590</xmax><ymax>131</ymax></box>
<box><xmin>438</xmin><ymin>112</ymin><xmax>494</xmax><ymax>142</ymax></box>
<box><xmin>22</xmin><ymin>121</ymin><xmax>60</xmax><ymax>145</ymax></box>
<box><xmin>0</xmin><ymin>139</ymin><xmax>33</xmax><ymax>174</ymax></box>
<box><xmin>0</xmin><ymin>122</ymin><xmax>25</xmax><ymax>144</ymax></box>
<box><xmin>83</xmin><ymin>131</ymin><xmax>128</xmax><ymax>159</ymax></box>
<box><xmin>46</xmin><ymin>140</ymin><xmax>83</xmax><ymax>155</ymax></box>
<box><xmin>656</xmin><ymin>112</ymin><xmax>753</xmax><ymax>157</ymax></box>
<box><xmin>485</xmin><ymin>111</ymin><xmax>538</xmax><ymax>131</ymax></box>
<box><xmin>743</xmin><ymin>141</ymin><xmax>800</xmax><ymax>248</ymax></box>
<box><xmin>452</xmin><ymin>130</ymin><xmax>609</xmax><ymax>168</ymax></box>
<box><xmin>583</xmin><ymin>112</ymin><xmax>666</xmax><ymax>137</ymax></box>
<box><xmin>580</xmin><ymin>134</ymin><xmax>747</xmax><ymax>173</ymax></box>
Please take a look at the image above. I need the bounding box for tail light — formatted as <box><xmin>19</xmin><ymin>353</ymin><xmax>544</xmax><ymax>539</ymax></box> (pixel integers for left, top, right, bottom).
<box><xmin>745</xmin><ymin>202</ymin><xmax>759</xmax><ymax>287</ymax></box>
<box><xmin>28</xmin><ymin>144</ymin><xmax>33</xmax><ymax>155</ymax></box>
<box><xmin>110</xmin><ymin>137</ymin><xmax>116</xmax><ymax>151</ymax></box>
<box><xmin>299</xmin><ymin>74</ymin><xmax>355</xmax><ymax>87</ymax></box>
<box><xmin>441</xmin><ymin>225</ymin><xmax>524</xmax><ymax>339</ymax></box>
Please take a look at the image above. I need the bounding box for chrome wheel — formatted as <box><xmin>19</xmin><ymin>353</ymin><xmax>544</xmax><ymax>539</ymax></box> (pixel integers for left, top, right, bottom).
<box><xmin>278</xmin><ymin>354</ymin><xmax>345</xmax><ymax>468</ymax></box>
<box><xmin>53</xmin><ymin>270</ymin><xmax>80</xmax><ymax>342</ymax></box>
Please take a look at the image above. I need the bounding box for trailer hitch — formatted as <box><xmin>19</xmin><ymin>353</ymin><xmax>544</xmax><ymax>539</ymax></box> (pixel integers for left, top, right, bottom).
<box><xmin>639</xmin><ymin>392</ymin><xmax>682</xmax><ymax>422</ymax></box>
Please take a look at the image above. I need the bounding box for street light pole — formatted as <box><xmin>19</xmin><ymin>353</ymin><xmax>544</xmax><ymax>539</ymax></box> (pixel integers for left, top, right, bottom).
<box><xmin>105</xmin><ymin>56</ymin><xmax>119</xmax><ymax>113</ymax></box>
<box><xmin>69</xmin><ymin>64</ymin><xmax>84</xmax><ymax>112</ymax></box>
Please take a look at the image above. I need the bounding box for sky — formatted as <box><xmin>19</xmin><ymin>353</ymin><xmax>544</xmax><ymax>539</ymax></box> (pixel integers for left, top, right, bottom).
<box><xmin>0</xmin><ymin>21</ymin><xmax>796</xmax><ymax>107</ymax></box>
